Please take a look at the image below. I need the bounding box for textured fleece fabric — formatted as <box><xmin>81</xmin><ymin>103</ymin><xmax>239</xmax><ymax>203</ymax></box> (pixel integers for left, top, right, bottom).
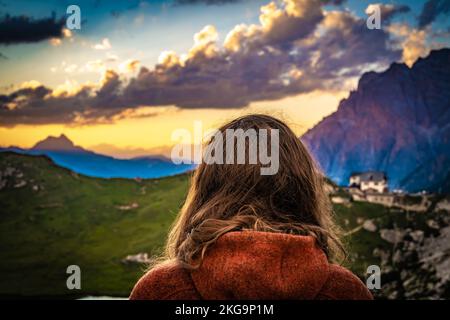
<box><xmin>130</xmin><ymin>231</ymin><xmax>373</xmax><ymax>300</ymax></box>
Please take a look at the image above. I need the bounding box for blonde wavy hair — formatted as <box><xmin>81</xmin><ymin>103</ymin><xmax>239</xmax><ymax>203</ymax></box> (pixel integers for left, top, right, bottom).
<box><xmin>154</xmin><ymin>114</ymin><xmax>345</xmax><ymax>269</ymax></box>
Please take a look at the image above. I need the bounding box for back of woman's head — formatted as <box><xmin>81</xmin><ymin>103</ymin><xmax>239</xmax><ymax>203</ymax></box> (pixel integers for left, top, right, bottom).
<box><xmin>164</xmin><ymin>114</ymin><xmax>344</xmax><ymax>268</ymax></box>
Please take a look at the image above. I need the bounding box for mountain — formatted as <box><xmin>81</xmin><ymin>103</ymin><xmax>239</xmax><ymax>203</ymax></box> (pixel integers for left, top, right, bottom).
<box><xmin>32</xmin><ymin>134</ymin><xmax>85</xmax><ymax>152</ymax></box>
<box><xmin>1</xmin><ymin>135</ymin><xmax>194</xmax><ymax>179</ymax></box>
<box><xmin>302</xmin><ymin>48</ymin><xmax>450</xmax><ymax>193</ymax></box>
<box><xmin>88</xmin><ymin>143</ymin><xmax>174</xmax><ymax>159</ymax></box>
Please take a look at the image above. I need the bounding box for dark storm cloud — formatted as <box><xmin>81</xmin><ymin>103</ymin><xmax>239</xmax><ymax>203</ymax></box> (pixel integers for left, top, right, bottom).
<box><xmin>0</xmin><ymin>0</ymin><xmax>401</xmax><ymax>126</ymax></box>
<box><xmin>304</xmin><ymin>11</ymin><xmax>400</xmax><ymax>78</ymax></box>
<box><xmin>0</xmin><ymin>13</ymin><xmax>65</xmax><ymax>45</ymax></box>
<box><xmin>0</xmin><ymin>83</ymin><xmax>108</xmax><ymax>125</ymax></box>
<box><xmin>418</xmin><ymin>0</ymin><xmax>450</xmax><ymax>28</ymax></box>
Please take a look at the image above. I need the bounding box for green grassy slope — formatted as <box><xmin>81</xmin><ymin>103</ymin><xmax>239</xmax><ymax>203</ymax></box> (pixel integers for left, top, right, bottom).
<box><xmin>0</xmin><ymin>152</ymin><xmax>189</xmax><ymax>297</ymax></box>
<box><xmin>1</xmin><ymin>152</ymin><xmax>436</xmax><ymax>298</ymax></box>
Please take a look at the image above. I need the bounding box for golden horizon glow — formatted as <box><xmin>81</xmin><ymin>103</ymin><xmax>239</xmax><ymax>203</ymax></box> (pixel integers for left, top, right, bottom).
<box><xmin>0</xmin><ymin>90</ymin><xmax>348</xmax><ymax>158</ymax></box>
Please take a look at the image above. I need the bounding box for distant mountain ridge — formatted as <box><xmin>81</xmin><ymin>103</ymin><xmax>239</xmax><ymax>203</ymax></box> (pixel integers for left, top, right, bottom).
<box><xmin>302</xmin><ymin>48</ymin><xmax>450</xmax><ymax>193</ymax></box>
<box><xmin>1</xmin><ymin>135</ymin><xmax>194</xmax><ymax>179</ymax></box>
<box><xmin>32</xmin><ymin>134</ymin><xmax>85</xmax><ymax>152</ymax></box>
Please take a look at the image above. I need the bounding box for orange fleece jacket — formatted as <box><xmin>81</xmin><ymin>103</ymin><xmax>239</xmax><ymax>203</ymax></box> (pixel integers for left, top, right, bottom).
<box><xmin>130</xmin><ymin>231</ymin><xmax>373</xmax><ymax>300</ymax></box>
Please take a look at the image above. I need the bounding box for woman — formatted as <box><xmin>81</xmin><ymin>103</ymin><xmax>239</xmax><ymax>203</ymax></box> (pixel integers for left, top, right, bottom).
<box><xmin>130</xmin><ymin>114</ymin><xmax>372</xmax><ymax>300</ymax></box>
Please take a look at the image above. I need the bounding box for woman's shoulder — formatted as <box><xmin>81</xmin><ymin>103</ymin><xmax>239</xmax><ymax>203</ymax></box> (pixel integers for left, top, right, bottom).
<box><xmin>129</xmin><ymin>258</ymin><xmax>373</xmax><ymax>300</ymax></box>
<box><xmin>317</xmin><ymin>264</ymin><xmax>373</xmax><ymax>300</ymax></box>
<box><xmin>129</xmin><ymin>261</ymin><xmax>201</xmax><ymax>300</ymax></box>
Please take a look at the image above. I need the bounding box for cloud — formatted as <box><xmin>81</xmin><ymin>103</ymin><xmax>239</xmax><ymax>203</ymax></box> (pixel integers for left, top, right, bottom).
<box><xmin>0</xmin><ymin>85</ymin><xmax>51</xmax><ymax>112</ymax></box>
<box><xmin>418</xmin><ymin>0</ymin><xmax>450</xmax><ymax>28</ymax></box>
<box><xmin>365</xmin><ymin>3</ymin><xmax>410</xmax><ymax>23</ymax></box>
<box><xmin>119</xmin><ymin>59</ymin><xmax>141</xmax><ymax>73</ymax></box>
<box><xmin>49</xmin><ymin>38</ymin><xmax>62</xmax><ymax>46</ymax></box>
<box><xmin>106</xmin><ymin>53</ymin><xmax>119</xmax><ymax>62</ymax></box>
<box><xmin>0</xmin><ymin>14</ymin><xmax>66</xmax><ymax>45</ymax></box>
<box><xmin>175</xmin><ymin>0</ymin><xmax>242</xmax><ymax>5</ymax></box>
<box><xmin>63</xmin><ymin>64</ymin><xmax>78</xmax><ymax>73</ymax></box>
<box><xmin>49</xmin><ymin>60</ymin><xmax>84</xmax><ymax>74</ymax></box>
<box><xmin>388</xmin><ymin>23</ymin><xmax>430</xmax><ymax>67</ymax></box>
<box><xmin>92</xmin><ymin>38</ymin><xmax>112</xmax><ymax>50</ymax></box>
<box><xmin>51</xmin><ymin>80</ymin><xmax>95</xmax><ymax>98</ymax></box>
<box><xmin>85</xmin><ymin>59</ymin><xmax>106</xmax><ymax>73</ymax></box>
<box><xmin>0</xmin><ymin>73</ymin><xmax>121</xmax><ymax>126</ymax></box>
<box><xmin>49</xmin><ymin>28</ymin><xmax>72</xmax><ymax>46</ymax></box>
<box><xmin>388</xmin><ymin>22</ymin><xmax>450</xmax><ymax>67</ymax></box>
<box><xmin>0</xmin><ymin>0</ymin><xmax>409</xmax><ymax>126</ymax></box>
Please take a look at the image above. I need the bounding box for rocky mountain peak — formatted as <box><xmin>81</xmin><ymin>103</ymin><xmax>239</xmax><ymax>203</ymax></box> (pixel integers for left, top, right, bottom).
<box><xmin>302</xmin><ymin>48</ymin><xmax>450</xmax><ymax>192</ymax></box>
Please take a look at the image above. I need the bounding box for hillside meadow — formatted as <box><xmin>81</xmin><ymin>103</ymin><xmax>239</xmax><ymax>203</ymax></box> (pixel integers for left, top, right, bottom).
<box><xmin>0</xmin><ymin>152</ymin><xmax>445</xmax><ymax>298</ymax></box>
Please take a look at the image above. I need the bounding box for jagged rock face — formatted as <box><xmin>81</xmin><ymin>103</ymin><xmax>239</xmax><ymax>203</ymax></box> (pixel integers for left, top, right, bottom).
<box><xmin>302</xmin><ymin>49</ymin><xmax>450</xmax><ymax>192</ymax></box>
<box><xmin>373</xmin><ymin>214</ymin><xmax>450</xmax><ymax>300</ymax></box>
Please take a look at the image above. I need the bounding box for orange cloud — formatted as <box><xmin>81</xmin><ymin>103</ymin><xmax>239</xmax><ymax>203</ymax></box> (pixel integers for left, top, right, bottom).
<box><xmin>388</xmin><ymin>23</ymin><xmax>429</xmax><ymax>67</ymax></box>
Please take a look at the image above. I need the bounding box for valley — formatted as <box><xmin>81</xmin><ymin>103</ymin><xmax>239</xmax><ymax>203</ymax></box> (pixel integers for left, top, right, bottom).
<box><xmin>1</xmin><ymin>152</ymin><xmax>449</xmax><ymax>299</ymax></box>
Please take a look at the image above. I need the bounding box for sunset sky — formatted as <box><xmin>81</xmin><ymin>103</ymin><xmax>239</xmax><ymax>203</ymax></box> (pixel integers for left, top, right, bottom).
<box><xmin>1</xmin><ymin>0</ymin><xmax>449</xmax><ymax>158</ymax></box>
